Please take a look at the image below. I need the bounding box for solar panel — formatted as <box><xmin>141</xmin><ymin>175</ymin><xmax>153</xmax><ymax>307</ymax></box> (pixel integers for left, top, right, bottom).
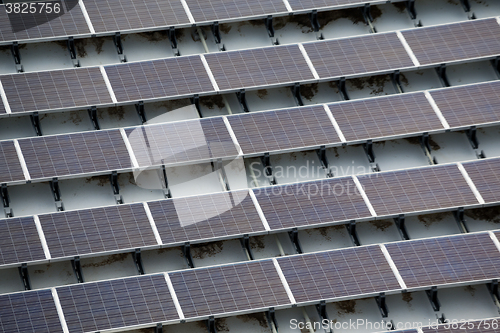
<box><xmin>0</xmin><ymin>3</ymin><xmax>90</xmax><ymax>44</ymax></box>
<box><xmin>169</xmin><ymin>260</ymin><xmax>291</xmax><ymax>318</ymax></box>
<box><xmin>462</xmin><ymin>158</ymin><xmax>500</xmax><ymax>204</ymax></box>
<box><xmin>1</xmin><ymin>67</ymin><xmax>113</xmax><ymax>113</ymax></box>
<box><xmin>286</xmin><ymin>0</ymin><xmax>384</xmax><ymax>11</ymax></box>
<box><xmin>303</xmin><ymin>33</ymin><xmax>414</xmax><ymax>79</ymax></box>
<box><xmin>357</xmin><ymin>164</ymin><xmax>480</xmax><ymax>216</ymax></box>
<box><xmin>204</xmin><ymin>44</ymin><xmax>315</xmax><ymax>91</ymax></box>
<box><xmin>105</xmin><ymin>56</ymin><xmax>215</xmax><ymax>103</ymax></box>
<box><xmin>329</xmin><ymin>93</ymin><xmax>444</xmax><ymax>142</ymax></box>
<box><xmin>422</xmin><ymin>319</ymin><xmax>499</xmax><ymax>333</ymax></box>
<box><xmin>227</xmin><ymin>105</ymin><xmax>341</xmax><ymax>155</ymax></box>
<box><xmin>0</xmin><ymin>141</ymin><xmax>25</xmax><ymax>183</ymax></box>
<box><xmin>18</xmin><ymin>129</ymin><xmax>131</xmax><ymax>180</ymax></box>
<box><xmin>401</xmin><ymin>18</ymin><xmax>500</xmax><ymax>66</ymax></box>
<box><xmin>185</xmin><ymin>0</ymin><xmax>288</xmax><ymax>22</ymax></box>
<box><xmin>38</xmin><ymin>203</ymin><xmax>158</xmax><ymax>259</ymax></box>
<box><xmin>385</xmin><ymin>233</ymin><xmax>500</xmax><ymax>289</ymax></box>
<box><xmin>277</xmin><ymin>246</ymin><xmax>401</xmax><ymax>303</ymax></box>
<box><xmin>0</xmin><ymin>289</ymin><xmax>63</xmax><ymax>333</ymax></box>
<box><xmin>82</xmin><ymin>0</ymin><xmax>191</xmax><ymax>33</ymax></box>
<box><xmin>57</xmin><ymin>274</ymin><xmax>179</xmax><ymax>333</ymax></box>
<box><xmin>429</xmin><ymin>81</ymin><xmax>500</xmax><ymax>128</ymax></box>
<box><xmin>0</xmin><ymin>216</ymin><xmax>46</xmax><ymax>267</ymax></box>
<box><xmin>254</xmin><ymin>177</ymin><xmax>372</xmax><ymax>230</ymax></box>
<box><xmin>125</xmin><ymin>118</ymin><xmax>238</xmax><ymax>167</ymax></box>
<box><xmin>149</xmin><ymin>190</ymin><xmax>265</xmax><ymax>245</ymax></box>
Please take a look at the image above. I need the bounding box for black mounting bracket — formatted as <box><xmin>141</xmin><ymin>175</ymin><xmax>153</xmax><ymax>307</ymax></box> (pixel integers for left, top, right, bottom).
<box><xmin>67</xmin><ymin>37</ymin><xmax>77</xmax><ymax>60</ymax></box>
<box><xmin>436</xmin><ymin>64</ymin><xmax>451</xmax><ymax>87</ymax></box>
<box><xmin>236</xmin><ymin>89</ymin><xmax>250</xmax><ymax>112</ymax></box>
<box><xmin>214</xmin><ymin>159</ymin><xmax>230</xmax><ymax>191</ymax></box>
<box><xmin>113</xmin><ymin>32</ymin><xmax>123</xmax><ymax>54</ymax></box>
<box><xmin>375</xmin><ymin>293</ymin><xmax>389</xmax><ymax>318</ymax></box>
<box><xmin>88</xmin><ymin>106</ymin><xmax>100</xmax><ymax>130</ymax></box>
<box><xmin>337</xmin><ymin>77</ymin><xmax>349</xmax><ymax>100</ymax></box>
<box><xmin>467</xmin><ymin>126</ymin><xmax>479</xmax><ymax>150</ymax></box>
<box><xmin>132</xmin><ymin>248</ymin><xmax>145</xmax><ymax>275</ymax></box>
<box><xmin>362</xmin><ymin>4</ymin><xmax>377</xmax><ymax>33</ymax></box>
<box><xmin>310</xmin><ymin>10</ymin><xmax>320</xmax><ymax>32</ymax></box>
<box><xmin>266</xmin><ymin>308</ymin><xmax>279</xmax><ymax>332</ymax></box>
<box><xmin>71</xmin><ymin>256</ymin><xmax>84</xmax><ymax>283</ymax></box>
<box><xmin>346</xmin><ymin>221</ymin><xmax>361</xmax><ymax>246</ymax></box>
<box><xmin>1</xmin><ymin>183</ymin><xmax>9</xmax><ymax>208</ymax></box>
<box><xmin>317</xmin><ymin>146</ymin><xmax>333</xmax><ymax>177</ymax></box>
<box><xmin>19</xmin><ymin>263</ymin><xmax>31</xmax><ymax>290</ymax></box>
<box><xmin>155</xmin><ymin>323</ymin><xmax>163</xmax><ymax>333</ymax></box>
<box><xmin>426</xmin><ymin>286</ymin><xmax>441</xmax><ymax>311</ymax></box>
<box><xmin>316</xmin><ymin>301</ymin><xmax>332</xmax><ymax>332</ymax></box>
<box><xmin>161</xmin><ymin>165</ymin><xmax>172</xmax><ymax>198</ymax></box>
<box><xmin>288</xmin><ymin>228</ymin><xmax>303</xmax><ymax>254</ymax></box>
<box><xmin>191</xmin><ymin>95</ymin><xmax>203</xmax><ymax>118</ymax></box>
<box><xmin>291</xmin><ymin>83</ymin><xmax>304</xmax><ymax>106</ymax></box>
<box><xmin>50</xmin><ymin>177</ymin><xmax>64</xmax><ymax>211</ymax></box>
<box><xmin>30</xmin><ymin>112</ymin><xmax>43</xmax><ymax>136</ymax></box>
<box><xmin>261</xmin><ymin>152</ymin><xmax>277</xmax><ymax>185</ymax></box>
<box><xmin>460</xmin><ymin>0</ymin><xmax>471</xmax><ymax>12</ymax></box>
<box><xmin>240</xmin><ymin>234</ymin><xmax>255</xmax><ymax>260</ymax></box>
<box><xmin>453</xmin><ymin>207</ymin><xmax>469</xmax><ymax>233</ymax></box>
<box><xmin>110</xmin><ymin>171</ymin><xmax>123</xmax><ymax>204</ymax></box>
<box><xmin>182</xmin><ymin>242</ymin><xmax>195</xmax><ymax>268</ymax></box>
<box><xmin>391</xmin><ymin>70</ymin><xmax>404</xmax><ymax>93</ymax></box>
<box><xmin>11</xmin><ymin>41</ymin><xmax>21</xmax><ymax>65</ymax></box>
<box><xmin>363</xmin><ymin>140</ymin><xmax>376</xmax><ymax>163</ymax></box>
<box><xmin>207</xmin><ymin>316</ymin><xmax>217</xmax><ymax>333</ymax></box>
<box><xmin>394</xmin><ymin>214</ymin><xmax>410</xmax><ymax>240</ymax></box>
<box><xmin>492</xmin><ymin>57</ymin><xmax>500</xmax><ymax>78</ymax></box>
<box><xmin>265</xmin><ymin>15</ymin><xmax>275</xmax><ymax>38</ymax></box>
<box><xmin>168</xmin><ymin>27</ymin><xmax>180</xmax><ymax>56</ymax></box>
<box><xmin>135</xmin><ymin>101</ymin><xmax>146</xmax><ymax>124</ymax></box>
<box><xmin>406</xmin><ymin>0</ymin><xmax>417</xmax><ymax>20</ymax></box>
<box><xmin>212</xmin><ymin>22</ymin><xmax>222</xmax><ymax>44</ymax></box>
<box><xmin>487</xmin><ymin>279</ymin><xmax>500</xmax><ymax>304</ymax></box>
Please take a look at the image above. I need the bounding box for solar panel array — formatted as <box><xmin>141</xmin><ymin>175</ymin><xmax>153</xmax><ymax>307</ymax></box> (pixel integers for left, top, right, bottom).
<box><xmin>330</xmin><ymin>93</ymin><xmax>444</xmax><ymax>141</ymax></box>
<box><xmin>277</xmin><ymin>245</ymin><xmax>401</xmax><ymax>303</ymax></box>
<box><xmin>125</xmin><ymin>118</ymin><xmax>238</xmax><ymax>167</ymax></box>
<box><xmin>462</xmin><ymin>157</ymin><xmax>500</xmax><ymax>204</ymax></box>
<box><xmin>402</xmin><ymin>18</ymin><xmax>500</xmax><ymax>66</ymax></box>
<box><xmin>57</xmin><ymin>274</ymin><xmax>179</xmax><ymax>333</ymax></box>
<box><xmin>286</xmin><ymin>0</ymin><xmax>386</xmax><ymax>11</ymax></box>
<box><xmin>105</xmin><ymin>56</ymin><xmax>215</xmax><ymax>103</ymax></box>
<box><xmin>82</xmin><ymin>0</ymin><xmax>191</xmax><ymax>33</ymax></box>
<box><xmin>0</xmin><ymin>141</ymin><xmax>25</xmax><ymax>183</ymax></box>
<box><xmin>205</xmin><ymin>44</ymin><xmax>315</xmax><ymax>91</ymax></box>
<box><xmin>149</xmin><ymin>190</ymin><xmax>265</xmax><ymax>245</ymax></box>
<box><xmin>0</xmin><ymin>289</ymin><xmax>63</xmax><ymax>333</ymax></box>
<box><xmin>169</xmin><ymin>260</ymin><xmax>291</xmax><ymax>318</ymax></box>
<box><xmin>0</xmin><ymin>68</ymin><xmax>113</xmax><ymax>114</ymax></box>
<box><xmin>254</xmin><ymin>177</ymin><xmax>372</xmax><ymax>230</ymax></box>
<box><xmin>357</xmin><ymin>164</ymin><xmax>480</xmax><ymax>216</ymax></box>
<box><xmin>185</xmin><ymin>0</ymin><xmax>288</xmax><ymax>22</ymax></box>
<box><xmin>227</xmin><ymin>105</ymin><xmax>340</xmax><ymax>155</ymax></box>
<box><xmin>385</xmin><ymin>233</ymin><xmax>500</xmax><ymax>289</ymax></box>
<box><xmin>0</xmin><ymin>2</ymin><xmax>90</xmax><ymax>44</ymax></box>
<box><xmin>0</xmin><ymin>216</ymin><xmax>46</xmax><ymax>267</ymax></box>
<box><xmin>18</xmin><ymin>130</ymin><xmax>131</xmax><ymax>179</ymax></box>
<box><xmin>303</xmin><ymin>33</ymin><xmax>414</xmax><ymax>79</ymax></box>
<box><xmin>430</xmin><ymin>81</ymin><xmax>500</xmax><ymax>128</ymax></box>
<box><xmin>38</xmin><ymin>204</ymin><xmax>158</xmax><ymax>258</ymax></box>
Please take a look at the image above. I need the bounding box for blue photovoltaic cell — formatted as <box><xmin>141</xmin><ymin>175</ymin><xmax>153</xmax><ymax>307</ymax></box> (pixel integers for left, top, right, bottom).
<box><xmin>462</xmin><ymin>158</ymin><xmax>500</xmax><ymax>204</ymax></box>
<box><xmin>0</xmin><ymin>216</ymin><xmax>46</xmax><ymax>266</ymax></box>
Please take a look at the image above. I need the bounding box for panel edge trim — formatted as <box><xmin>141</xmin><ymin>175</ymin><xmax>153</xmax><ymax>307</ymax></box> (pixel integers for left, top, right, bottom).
<box><xmin>352</xmin><ymin>175</ymin><xmax>377</xmax><ymax>217</ymax></box>
<box><xmin>180</xmin><ymin>0</ymin><xmax>195</xmax><ymax>24</ymax></box>
<box><xmin>143</xmin><ymin>202</ymin><xmax>163</xmax><ymax>246</ymax></box>
<box><xmin>249</xmin><ymin>189</ymin><xmax>271</xmax><ymax>231</ymax></box>
<box><xmin>272</xmin><ymin>258</ymin><xmax>296</xmax><ymax>304</ymax></box>
<box><xmin>51</xmin><ymin>287</ymin><xmax>70</xmax><ymax>333</ymax></box>
<box><xmin>34</xmin><ymin>215</ymin><xmax>52</xmax><ymax>260</ymax></box>
<box><xmin>456</xmin><ymin>162</ymin><xmax>485</xmax><ymax>205</ymax></box>
<box><xmin>488</xmin><ymin>231</ymin><xmax>500</xmax><ymax>254</ymax></box>
<box><xmin>13</xmin><ymin>139</ymin><xmax>31</xmax><ymax>181</ymax></box>
<box><xmin>199</xmin><ymin>54</ymin><xmax>220</xmax><ymax>92</ymax></box>
<box><xmin>282</xmin><ymin>0</ymin><xmax>293</xmax><ymax>12</ymax></box>
<box><xmin>99</xmin><ymin>65</ymin><xmax>118</xmax><ymax>104</ymax></box>
<box><xmin>164</xmin><ymin>272</ymin><xmax>185</xmax><ymax>320</ymax></box>
<box><xmin>396</xmin><ymin>31</ymin><xmax>420</xmax><ymax>67</ymax></box>
<box><xmin>0</xmin><ymin>79</ymin><xmax>12</xmax><ymax>114</ymax></box>
<box><xmin>298</xmin><ymin>43</ymin><xmax>320</xmax><ymax>80</ymax></box>
<box><xmin>379</xmin><ymin>244</ymin><xmax>408</xmax><ymax>290</ymax></box>
<box><xmin>222</xmin><ymin>116</ymin><xmax>243</xmax><ymax>155</ymax></box>
<box><xmin>78</xmin><ymin>0</ymin><xmax>96</xmax><ymax>35</ymax></box>
<box><xmin>424</xmin><ymin>91</ymin><xmax>450</xmax><ymax>129</ymax></box>
<box><xmin>323</xmin><ymin>104</ymin><xmax>346</xmax><ymax>142</ymax></box>
<box><xmin>119</xmin><ymin>128</ymin><xmax>140</xmax><ymax>169</ymax></box>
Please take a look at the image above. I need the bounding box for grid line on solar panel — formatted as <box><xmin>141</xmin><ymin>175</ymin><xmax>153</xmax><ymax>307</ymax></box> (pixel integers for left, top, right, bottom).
<box><xmin>286</xmin><ymin>0</ymin><xmax>382</xmax><ymax>11</ymax></box>
<box><xmin>356</xmin><ymin>164</ymin><xmax>480</xmax><ymax>216</ymax></box>
<box><xmin>227</xmin><ymin>105</ymin><xmax>341</xmax><ymax>155</ymax></box>
<box><xmin>422</xmin><ymin>319</ymin><xmax>500</xmax><ymax>333</ymax></box>
<box><xmin>169</xmin><ymin>260</ymin><xmax>291</xmax><ymax>318</ymax></box>
<box><xmin>149</xmin><ymin>190</ymin><xmax>266</xmax><ymax>245</ymax></box>
<box><xmin>82</xmin><ymin>0</ymin><xmax>191</xmax><ymax>33</ymax></box>
<box><xmin>0</xmin><ymin>216</ymin><xmax>46</xmax><ymax>266</ymax></box>
<box><xmin>125</xmin><ymin>118</ymin><xmax>238</xmax><ymax>167</ymax></box>
<box><xmin>18</xmin><ymin>129</ymin><xmax>132</xmax><ymax>180</ymax></box>
<box><xmin>462</xmin><ymin>158</ymin><xmax>500</xmax><ymax>204</ymax></box>
<box><xmin>38</xmin><ymin>203</ymin><xmax>158</xmax><ymax>258</ymax></box>
<box><xmin>303</xmin><ymin>32</ymin><xmax>414</xmax><ymax>79</ymax></box>
<box><xmin>0</xmin><ymin>2</ymin><xmax>90</xmax><ymax>43</ymax></box>
<box><xmin>57</xmin><ymin>274</ymin><xmax>179</xmax><ymax>333</ymax></box>
<box><xmin>204</xmin><ymin>44</ymin><xmax>316</xmax><ymax>91</ymax></box>
<box><xmin>402</xmin><ymin>18</ymin><xmax>500</xmax><ymax>66</ymax></box>
<box><xmin>0</xmin><ymin>141</ymin><xmax>25</xmax><ymax>183</ymax></box>
<box><xmin>429</xmin><ymin>81</ymin><xmax>500</xmax><ymax>128</ymax></box>
<box><xmin>105</xmin><ymin>56</ymin><xmax>215</xmax><ymax>102</ymax></box>
<box><xmin>185</xmin><ymin>0</ymin><xmax>288</xmax><ymax>22</ymax></box>
<box><xmin>0</xmin><ymin>67</ymin><xmax>113</xmax><ymax>113</ymax></box>
<box><xmin>277</xmin><ymin>246</ymin><xmax>401</xmax><ymax>303</ymax></box>
<box><xmin>385</xmin><ymin>233</ymin><xmax>500</xmax><ymax>289</ymax></box>
<box><xmin>0</xmin><ymin>289</ymin><xmax>63</xmax><ymax>333</ymax></box>
<box><xmin>254</xmin><ymin>177</ymin><xmax>372</xmax><ymax>230</ymax></box>
<box><xmin>329</xmin><ymin>93</ymin><xmax>444</xmax><ymax>142</ymax></box>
